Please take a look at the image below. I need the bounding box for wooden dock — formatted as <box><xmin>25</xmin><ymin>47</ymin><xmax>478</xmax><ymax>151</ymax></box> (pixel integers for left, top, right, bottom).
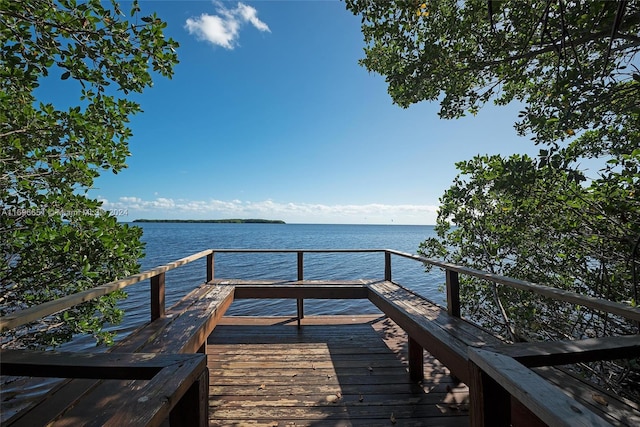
<box><xmin>2</xmin><ymin>248</ymin><xmax>640</xmax><ymax>426</ymax></box>
<box><xmin>207</xmin><ymin>315</ymin><xmax>469</xmax><ymax>426</ymax></box>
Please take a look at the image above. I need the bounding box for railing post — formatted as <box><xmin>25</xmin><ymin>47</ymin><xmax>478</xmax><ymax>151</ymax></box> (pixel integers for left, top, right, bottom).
<box><xmin>408</xmin><ymin>336</ymin><xmax>424</xmax><ymax>382</ymax></box>
<box><xmin>170</xmin><ymin>364</ymin><xmax>209</xmax><ymax>426</ymax></box>
<box><xmin>384</xmin><ymin>251</ymin><xmax>392</xmax><ymax>281</ymax></box>
<box><xmin>468</xmin><ymin>358</ymin><xmax>511</xmax><ymax>427</ymax></box>
<box><xmin>446</xmin><ymin>269</ymin><xmax>460</xmax><ymax>318</ymax></box>
<box><xmin>297</xmin><ymin>251</ymin><xmax>304</xmax><ymax>328</ymax></box>
<box><xmin>150</xmin><ymin>272</ymin><xmax>166</xmax><ymax>321</ymax></box>
<box><xmin>206</xmin><ymin>252</ymin><xmax>214</xmax><ymax>283</ymax></box>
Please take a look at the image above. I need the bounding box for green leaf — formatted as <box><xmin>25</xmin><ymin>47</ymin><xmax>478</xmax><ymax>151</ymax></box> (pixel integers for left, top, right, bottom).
<box><xmin>1</xmin><ymin>0</ymin><xmax>175</xmax><ymax>348</ymax></box>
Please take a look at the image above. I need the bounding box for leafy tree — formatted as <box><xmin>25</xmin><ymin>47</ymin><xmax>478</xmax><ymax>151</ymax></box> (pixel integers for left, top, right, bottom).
<box><xmin>419</xmin><ymin>153</ymin><xmax>640</xmax><ymax>396</ymax></box>
<box><xmin>423</xmin><ymin>154</ymin><xmax>638</xmax><ymax>336</ymax></box>
<box><xmin>344</xmin><ymin>0</ymin><xmax>639</xmax><ymax>205</ymax></box>
<box><xmin>345</xmin><ymin>0</ymin><xmax>639</xmax><ymax>397</ymax></box>
<box><xmin>345</xmin><ymin>0</ymin><xmax>639</xmax><ymax>145</ymax></box>
<box><xmin>0</xmin><ymin>0</ymin><xmax>178</xmax><ymax>348</ymax></box>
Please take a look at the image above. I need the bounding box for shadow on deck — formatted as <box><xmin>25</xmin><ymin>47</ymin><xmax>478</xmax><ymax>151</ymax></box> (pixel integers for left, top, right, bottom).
<box><xmin>207</xmin><ymin>315</ymin><xmax>469</xmax><ymax>427</ymax></box>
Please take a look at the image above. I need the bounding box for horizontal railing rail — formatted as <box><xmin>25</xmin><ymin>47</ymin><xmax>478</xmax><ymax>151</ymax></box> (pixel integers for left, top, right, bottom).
<box><xmin>206</xmin><ymin>248</ymin><xmax>389</xmax><ymax>325</ymax></box>
<box><xmin>0</xmin><ymin>249</ymin><xmax>215</xmax><ymax>332</ymax></box>
<box><xmin>385</xmin><ymin>249</ymin><xmax>640</xmax><ymax>323</ymax></box>
<box><xmin>2</xmin><ymin>248</ymin><xmax>639</xmax><ymax>334</ymax></box>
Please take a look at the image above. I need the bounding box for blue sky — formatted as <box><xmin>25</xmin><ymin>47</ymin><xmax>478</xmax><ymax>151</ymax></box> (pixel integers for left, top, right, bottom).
<box><xmin>83</xmin><ymin>1</ymin><xmax>537</xmax><ymax>224</ymax></box>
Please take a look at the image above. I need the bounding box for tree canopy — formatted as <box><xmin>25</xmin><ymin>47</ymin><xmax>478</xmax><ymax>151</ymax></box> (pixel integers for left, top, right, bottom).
<box><xmin>346</xmin><ymin>0</ymin><xmax>640</xmax><ymax>398</ymax></box>
<box><xmin>0</xmin><ymin>0</ymin><xmax>178</xmax><ymax>348</ymax></box>
<box><xmin>345</xmin><ymin>0</ymin><xmax>639</xmax><ymax>146</ymax></box>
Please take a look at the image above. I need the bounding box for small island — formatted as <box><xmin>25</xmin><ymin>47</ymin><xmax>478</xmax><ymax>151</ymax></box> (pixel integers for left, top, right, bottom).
<box><xmin>133</xmin><ymin>219</ymin><xmax>286</xmax><ymax>224</ymax></box>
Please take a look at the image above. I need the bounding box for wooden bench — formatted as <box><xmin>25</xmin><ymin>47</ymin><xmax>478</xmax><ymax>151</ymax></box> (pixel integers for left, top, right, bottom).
<box><xmin>1</xmin><ymin>282</ymin><xmax>235</xmax><ymax>427</ymax></box>
<box><xmin>367</xmin><ymin>280</ymin><xmax>504</xmax><ymax>383</ymax></box>
<box><xmin>480</xmin><ymin>337</ymin><xmax>640</xmax><ymax>427</ymax></box>
<box><xmin>1</xmin><ymin>350</ymin><xmax>207</xmax><ymax>427</ymax></box>
<box><xmin>366</xmin><ymin>280</ymin><xmax>640</xmax><ymax>427</ymax></box>
<box><xmin>213</xmin><ymin>278</ymin><xmax>373</xmax><ymax>327</ymax></box>
<box><xmin>469</xmin><ymin>348</ymin><xmax>613</xmax><ymax>427</ymax></box>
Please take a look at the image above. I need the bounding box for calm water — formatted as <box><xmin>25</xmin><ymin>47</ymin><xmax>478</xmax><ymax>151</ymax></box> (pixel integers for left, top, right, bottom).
<box><xmin>2</xmin><ymin>223</ymin><xmax>447</xmax><ymax>419</ymax></box>
<box><xmin>65</xmin><ymin>223</ymin><xmax>447</xmax><ymax>350</ymax></box>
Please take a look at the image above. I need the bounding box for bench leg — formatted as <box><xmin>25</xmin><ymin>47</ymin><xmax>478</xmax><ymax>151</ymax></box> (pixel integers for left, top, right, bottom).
<box><xmin>170</xmin><ymin>368</ymin><xmax>209</xmax><ymax>426</ymax></box>
<box><xmin>511</xmin><ymin>398</ymin><xmax>547</xmax><ymax>427</ymax></box>
<box><xmin>468</xmin><ymin>360</ymin><xmax>510</xmax><ymax>427</ymax></box>
<box><xmin>408</xmin><ymin>337</ymin><xmax>424</xmax><ymax>382</ymax></box>
<box><xmin>297</xmin><ymin>298</ymin><xmax>304</xmax><ymax>329</ymax></box>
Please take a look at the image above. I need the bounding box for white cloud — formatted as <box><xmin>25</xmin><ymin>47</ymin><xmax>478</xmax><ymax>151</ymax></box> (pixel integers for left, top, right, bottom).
<box><xmin>237</xmin><ymin>3</ymin><xmax>270</xmax><ymax>32</ymax></box>
<box><xmin>100</xmin><ymin>197</ymin><xmax>439</xmax><ymax>225</ymax></box>
<box><xmin>185</xmin><ymin>2</ymin><xmax>270</xmax><ymax>49</ymax></box>
<box><xmin>119</xmin><ymin>196</ymin><xmax>142</xmax><ymax>203</ymax></box>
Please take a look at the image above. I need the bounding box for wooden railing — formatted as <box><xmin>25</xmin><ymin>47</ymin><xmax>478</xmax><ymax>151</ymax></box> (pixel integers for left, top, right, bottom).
<box><xmin>205</xmin><ymin>248</ymin><xmax>640</xmax><ymax>324</ymax></box>
<box><xmin>386</xmin><ymin>249</ymin><xmax>640</xmax><ymax>323</ymax></box>
<box><xmin>0</xmin><ymin>249</ymin><xmax>215</xmax><ymax>332</ymax></box>
<box><xmin>205</xmin><ymin>248</ymin><xmax>386</xmax><ymax>324</ymax></box>
<box><xmin>2</xmin><ymin>248</ymin><xmax>640</xmax><ymax>332</ymax></box>
<box><xmin>2</xmin><ymin>248</ymin><xmax>640</xmax><ymax>427</ymax></box>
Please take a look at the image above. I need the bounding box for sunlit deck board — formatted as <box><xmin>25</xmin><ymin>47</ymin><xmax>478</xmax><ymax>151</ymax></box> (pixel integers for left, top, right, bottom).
<box><xmin>206</xmin><ymin>315</ymin><xmax>469</xmax><ymax>426</ymax></box>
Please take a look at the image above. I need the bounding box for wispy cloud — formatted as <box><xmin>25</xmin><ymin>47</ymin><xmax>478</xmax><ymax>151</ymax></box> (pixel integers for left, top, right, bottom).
<box><xmin>99</xmin><ymin>197</ymin><xmax>438</xmax><ymax>225</ymax></box>
<box><xmin>185</xmin><ymin>2</ymin><xmax>270</xmax><ymax>49</ymax></box>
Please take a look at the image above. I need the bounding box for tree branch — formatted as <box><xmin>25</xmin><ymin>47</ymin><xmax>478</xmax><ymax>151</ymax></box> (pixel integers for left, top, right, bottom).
<box><xmin>0</xmin><ymin>129</ymin><xmax>28</xmax><ymax>138</ymax></box>
<box><xmin>473</xmin><ymin>30</ymin><xmax>612</xmax><ymax>69</ymax></box>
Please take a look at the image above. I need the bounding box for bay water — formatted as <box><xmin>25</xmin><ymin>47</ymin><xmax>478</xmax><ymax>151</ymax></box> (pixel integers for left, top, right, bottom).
<box><xmin>2</xmin><ymin>223</ymin><xmax>446</xmax><ymax>419</ymax></box>
<box><xmin>51</xmin><ymin>223</ymin><xmax>445</xmax><ymax>351</ymax></box>
<box><xmin>63</xmin><ymin>223</ymin><xmax>443</xmax><ymax>349</ymax></box>
<box><xmin>112</xmin><ymin>223</ymin><xmax>444</xmax><ymax>343</ymax></box>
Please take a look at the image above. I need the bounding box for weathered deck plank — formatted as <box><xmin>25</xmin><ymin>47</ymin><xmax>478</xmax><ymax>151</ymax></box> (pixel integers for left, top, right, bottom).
<box><xmin>207</xmin><ymin>315</ymin><xmax>469</xmax><ymax>426</ymax></box>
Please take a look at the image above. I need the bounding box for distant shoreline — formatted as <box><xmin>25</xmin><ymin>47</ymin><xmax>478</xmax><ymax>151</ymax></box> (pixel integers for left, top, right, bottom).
<box><xmin>132</xmin><ymin>219</ymin><xmax>286</xmax><ymax>224</ymax></box>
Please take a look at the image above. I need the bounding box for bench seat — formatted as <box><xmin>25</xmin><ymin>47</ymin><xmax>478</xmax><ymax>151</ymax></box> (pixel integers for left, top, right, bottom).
<box><xmin>366</xmin><ymin>280</ymin><xmax>640</xmax><ymax>426</ymax></box>
<box><xmin>2</xmin><ymin>283</ymin><xmax>235</xmax><ymax>427</ymax></box>
<box><xmin>367</xmin><ymin>280</ymin><xmax>503</xmax><ymax>383</ymax></box>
